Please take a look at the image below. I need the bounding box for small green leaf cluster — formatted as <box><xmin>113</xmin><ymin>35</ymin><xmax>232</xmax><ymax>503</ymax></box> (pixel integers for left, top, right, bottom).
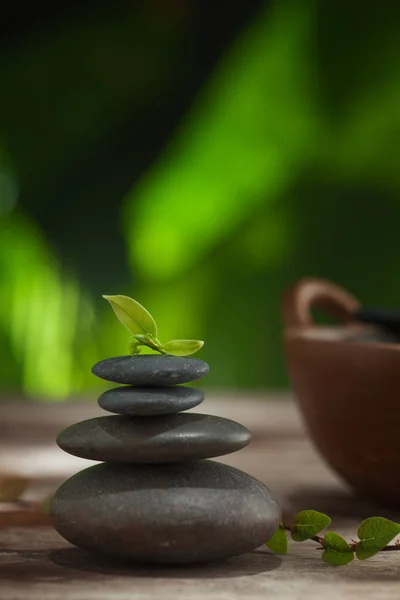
<box><xmin>103</xmin><ymin>295</ymin><xmax>204</xmax><ymax>357</ymax></box>
<box><xmin>265</xmin><ymin>511</ymin><xmax>400</xmax><ymax>566</ymax></box>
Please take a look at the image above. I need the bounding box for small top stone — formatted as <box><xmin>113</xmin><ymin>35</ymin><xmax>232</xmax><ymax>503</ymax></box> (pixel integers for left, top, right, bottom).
<box><xmin>98</xmin><ymin>385</ymin><xmax>204</xmax><ymax>416</ymax></box>
<box><xmin>92</xmin><ymin>355</ymin><xmax>209</xmax><ymax>386</ymax></box>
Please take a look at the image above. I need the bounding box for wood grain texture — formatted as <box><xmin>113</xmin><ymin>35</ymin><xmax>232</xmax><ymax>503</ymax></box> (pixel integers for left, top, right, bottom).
<box><xmin>1</xmin><ymin>396</ymin><xmax>400</xmax><ymax>599</ymax></box>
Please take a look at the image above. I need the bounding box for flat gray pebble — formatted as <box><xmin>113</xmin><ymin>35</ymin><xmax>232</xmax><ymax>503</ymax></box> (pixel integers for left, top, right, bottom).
<box><xmin>92</xmin><ymin>355</ymin><xmax>209</xmax><ymax>386</ymax></box>
<box><xmin>98</xmin><ymin>385</ymin><xmax>204</xmax><ymax>416</ymax></box>
<box><xmin>56</xmin><ymin>414</ymin><xmax>251</xmax><ymax>463</ymax></box>
<box><xmin>52</xmin><ymin>460</ymin><xmax>281</xmax><ymax>564</ymax></box>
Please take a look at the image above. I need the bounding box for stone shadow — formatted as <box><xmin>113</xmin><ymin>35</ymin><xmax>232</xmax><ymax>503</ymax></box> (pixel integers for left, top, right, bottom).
<box><xmin>49</xmin><ymin>546</ymin><xmax>281</xmax><ymax>580</ymax></box>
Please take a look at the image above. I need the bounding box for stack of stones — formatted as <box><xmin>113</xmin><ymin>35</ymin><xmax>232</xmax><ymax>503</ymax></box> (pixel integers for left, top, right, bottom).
<box><xmin>52</xmin><ymin>355</ymin><xmax>280</xmax><ymax>564</ymax></box>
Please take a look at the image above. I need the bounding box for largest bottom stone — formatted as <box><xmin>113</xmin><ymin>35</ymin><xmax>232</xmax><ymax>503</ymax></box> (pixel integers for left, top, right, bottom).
<box><xmin>52</xmin><ymin>460</ymin><xmax>280</xmax><ymax>564</ymax></box>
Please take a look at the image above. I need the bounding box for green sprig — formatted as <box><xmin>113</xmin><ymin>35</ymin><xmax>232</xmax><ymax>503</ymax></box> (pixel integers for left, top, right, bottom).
<box><xmin>103</xmin><ymin>294</ymin><xmax>204</xmax><ymax>357</ymax></box>
<box><xmin>265</xmin><ymin>512</ymin><xmax>400</xmax><ymax>566</ymax></box>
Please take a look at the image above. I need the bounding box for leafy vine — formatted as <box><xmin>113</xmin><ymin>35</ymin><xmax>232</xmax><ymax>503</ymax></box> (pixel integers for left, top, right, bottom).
<box><xmin>266</xmin><ymin>511</ymin><xmax>400</xmax><ymax>566</ymax></box>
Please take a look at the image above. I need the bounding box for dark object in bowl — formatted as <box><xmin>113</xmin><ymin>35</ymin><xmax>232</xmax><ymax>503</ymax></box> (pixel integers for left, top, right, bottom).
<box><xmin>282</xmin><ymin>278</ymin><xmax>400</xmax><ymax>507</ymax></box>
<box><xmin>354</xmin><ymin>308</ymin><xmax>400</xmax><ymax>339</ymax></box>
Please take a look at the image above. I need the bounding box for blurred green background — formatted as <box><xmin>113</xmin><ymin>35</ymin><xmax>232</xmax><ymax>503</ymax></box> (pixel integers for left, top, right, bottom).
<box><xmin>0</xmin><ymin>1</ymin><xmax>399</xmax><ymax>399</ymax></box>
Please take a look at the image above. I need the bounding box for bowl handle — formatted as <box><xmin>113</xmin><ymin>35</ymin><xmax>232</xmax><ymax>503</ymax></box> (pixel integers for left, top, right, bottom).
<box><xmin>282</xmin><ymin>278</ymin><xmax>360</xmax><ymax>328</ymax></box>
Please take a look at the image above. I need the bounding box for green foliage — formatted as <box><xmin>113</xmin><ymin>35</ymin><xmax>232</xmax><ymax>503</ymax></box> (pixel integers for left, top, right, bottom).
<box><xmin>356</xmin><ymin>517</ymin><xmax>400</xmax><ymax>560</ymax></box>
<box><xmin>291</xmin><ymin>510</ymin><xmax>331</xmax><ymax>542</ymax></box>
<box><xmin>1</xmin><ymin>2</ymin><xmax>399</xmax><ymax>398</ymax></box>
<box><xmin>265</xmin><ymin>523</ymin><xmax>288</xmax><ymax>554</ymax></box>
<box><xmin>266</xmin><ymin>513</ymin><xmax>400</xmax><ymax>567</ymax></box>
<box><xmin>322</xmin><ymin>532</ymin><xmax>354</xmax><ymax>566</ymax></box>
<box><xmin>103</xmin><ymin>295</ymin><xmax>158</xmax><ymax>337</ymax></box>
<box><xmin>161</xmin><ymin>339</ymin><xmax>204</xmax><ymax>356</ymax></box>
<box><xmin>103</xmin><ymin>295</ymin><xmax>204</xmax><ymax>357</ymax></box>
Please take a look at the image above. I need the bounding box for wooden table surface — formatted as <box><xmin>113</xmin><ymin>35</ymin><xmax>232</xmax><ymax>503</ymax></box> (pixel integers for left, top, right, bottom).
<box><xmin>1</xmin><ymin>394</ymin><xmax>400</xmax><ymax>600</ymax></box>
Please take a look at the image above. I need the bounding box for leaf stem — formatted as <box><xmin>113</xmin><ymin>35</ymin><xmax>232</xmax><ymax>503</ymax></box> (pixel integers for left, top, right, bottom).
<box><xmin>131</xmin><ymin>333</ymin><xmax>166</xmax><ymax>355</ymax></box>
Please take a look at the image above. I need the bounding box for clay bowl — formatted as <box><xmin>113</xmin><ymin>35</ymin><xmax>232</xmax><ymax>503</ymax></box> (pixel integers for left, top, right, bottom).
<box><xmin>283</xmin><ymin>278</ymin><xmax>400</xmax><ymax>507</ymax></box>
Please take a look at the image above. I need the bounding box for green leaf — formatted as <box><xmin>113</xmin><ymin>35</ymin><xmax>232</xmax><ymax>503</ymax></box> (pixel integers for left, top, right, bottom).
<box><xmin>162</xmin><ymin>339</ymin><xmax>204</xmax><ymax>356</ymax></box>
<box><xmin>265</xmin><ymin>523</ymin><xmax>288</xmax><ymax>554</ymax></box>
<box><xmin>356</xmin><ymin>517</ymin><xmax>400</xmax><ymax>560</ymax></box>
<box><xmin>291</xmin><ymin>510</ymin><xmax>331</xmax><ymax>542</ymax></box>
<box><xmin>103</xmin><ymin>295</ymin><xmax>157</xmax><ymax>337</ymax></box>
<box><xmin>0</xmin><ymin>475</ymin><xmax>29</xmax><ymax>502</ymax></box>
<box><xmin>322</xmin><ymin>532</ymin><xmax>354</xmax><ymax>566</ymax></box>
<box><xmin>39</xmin><ymin>494</ymin><xmax>54</xmax><ymax>516</ymax></box>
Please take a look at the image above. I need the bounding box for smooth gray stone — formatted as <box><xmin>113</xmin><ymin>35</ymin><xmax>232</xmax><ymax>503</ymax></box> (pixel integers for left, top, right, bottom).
<box><xmin>56</xmin><ymin>414</ymin><xmax>251</xmax><ymax>463</ymax></box>
<box><xmin>92</xmin><ymin>355</ymin><xmax>209</xmax><ymax>386</ymax></box>
<box><xmin>52</xmin><ymin>461</ymin><xmax>281</xmax><ymax>564</ymax></box>
<box><xmin>98</xmin><ymin>385</ymin><xmax>204</xmax><ymax>416</ymax></box>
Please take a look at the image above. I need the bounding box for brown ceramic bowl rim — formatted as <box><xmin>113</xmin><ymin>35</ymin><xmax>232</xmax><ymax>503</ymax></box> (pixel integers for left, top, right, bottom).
<box><xmin>284</xmin><ymin>324</ymin><xmax>400</xmax><ymax>353</ymax></box>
